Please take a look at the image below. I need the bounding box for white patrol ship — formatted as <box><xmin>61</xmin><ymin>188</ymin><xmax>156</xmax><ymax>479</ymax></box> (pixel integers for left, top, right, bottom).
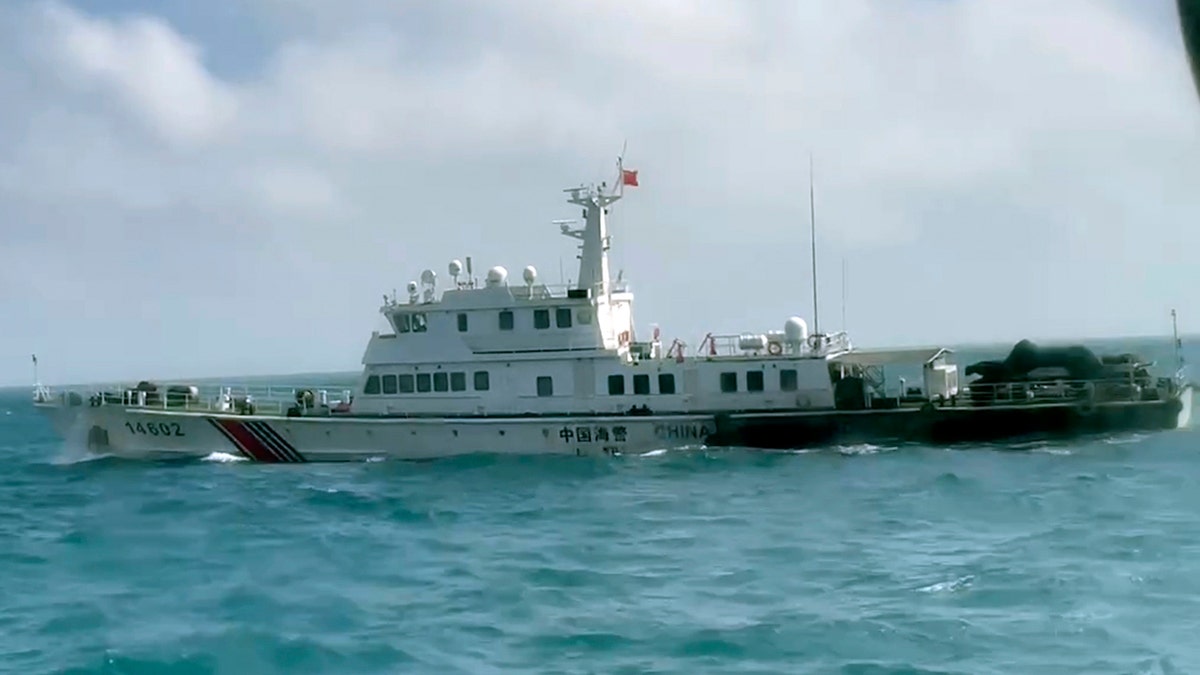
<box><xmin>32</xmin><ymin>165</ymin><xmax>1193</xmax><ymax>462</ymax></box>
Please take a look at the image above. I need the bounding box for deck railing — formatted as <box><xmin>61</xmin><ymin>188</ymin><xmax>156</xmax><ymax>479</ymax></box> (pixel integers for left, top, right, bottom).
<box><xmin>958</xmin><ymin>375</ymin><xmax>1177</xmax><ymax>406</ymax></box>
<box><xmin>57</xmin><ymin>381</ymin><xmax>356</xmax><ymax>416</ymax></box>
<box><xmin>694</xmin><ymin>331</ymin><xmax>852</xmax><ymax>359</ymax></box>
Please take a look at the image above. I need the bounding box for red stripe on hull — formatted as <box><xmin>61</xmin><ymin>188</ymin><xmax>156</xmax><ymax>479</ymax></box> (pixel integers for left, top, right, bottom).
<box><xmin>215</xmin><ymin>418</ymin><xmax>281</xmax><ymax>462</ymax></box>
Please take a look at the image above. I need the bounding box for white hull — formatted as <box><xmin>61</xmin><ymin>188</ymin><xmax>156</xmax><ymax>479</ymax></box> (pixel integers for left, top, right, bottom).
<box><xmin>37</xmin><ymin>404</ymin><xmax>715</xmax><ymax>462</ymax></box>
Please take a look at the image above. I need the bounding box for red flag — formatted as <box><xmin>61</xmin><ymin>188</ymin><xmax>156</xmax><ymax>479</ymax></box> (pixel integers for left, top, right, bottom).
<box><xmin>621</xmin><ymin>168</ymin><xmax>638</xmax><ymax>187</ymax></box>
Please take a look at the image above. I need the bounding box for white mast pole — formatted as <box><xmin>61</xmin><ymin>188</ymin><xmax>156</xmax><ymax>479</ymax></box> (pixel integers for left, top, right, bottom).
<box><xmin>809</xmin><ymin>153</ymin><xmax>820</xmax><ymax>336</ymax></box>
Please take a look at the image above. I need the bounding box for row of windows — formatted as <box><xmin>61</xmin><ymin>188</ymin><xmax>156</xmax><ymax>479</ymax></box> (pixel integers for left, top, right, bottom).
<box><xmin>531</xmin><ymin>374</ymin><xmax>678</xmax><ymax>398</ymax></box>
<box><xmin>607</xmin><ymin>373</ymin><xmax>676</xmax><ymax>395</ymax></box>
<box><xmin>395</xmin><ymin>312</ymin><xmax>428</xmax><ymax>333</ymax></box>
<box><xmin>720</xmin><ymin>369</ymin><xmax>799</xmax><ymax>393</ymax></box>
<box><xmin>497</xmin><ymin>307</ymin><xmax>591</xmax><ymax>332</ymax></box>
<box><xmin>396</xmin><ymin>307</ymin><xmax>594</xmax><ymax>335</ymax></box>
<box><xmin>364</xmin><ymin>370</ymin><xmax>490</xmax><ymax>395</ymax></box>
<box><xmin>366</xmin><ymin>369</ymin><xmax>801</xmax><ymax>397</ymax></box>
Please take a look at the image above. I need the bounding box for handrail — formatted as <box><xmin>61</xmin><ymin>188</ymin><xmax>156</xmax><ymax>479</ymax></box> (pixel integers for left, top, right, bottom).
<box><xmin>694</xmin><ymin>330</ymin><xmax>851</xmax><ymax>359</ymax></box>
<box><xmin>61</xmin><ymin>380</ymin><xmax>357</xmax><ymax>416</ymax></box>
<box><xmin>379</xmin><ymin>280</ymin><xmax>627</xmax><ymax>309</ymax></box>
<box><xmin>961</xmin><ymin>374</ymin><xmax>1175</xmax><ymax>405</ymax></box>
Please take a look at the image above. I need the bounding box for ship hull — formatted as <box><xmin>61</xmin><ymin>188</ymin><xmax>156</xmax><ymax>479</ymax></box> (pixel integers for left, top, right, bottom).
<box><xmin>35</xmin><ymin>402</ymin><xmax>716</xmax><ymax>462</ymax></box>
<box><xmin>716</xmin><ymin>384</ymin><xmax>1193</xmax><ymax>449</ymax></box>
<box><xmin>36</xmin><ymin>384</ymin><xmax>1191</xmax><ymax>461</ymax></box>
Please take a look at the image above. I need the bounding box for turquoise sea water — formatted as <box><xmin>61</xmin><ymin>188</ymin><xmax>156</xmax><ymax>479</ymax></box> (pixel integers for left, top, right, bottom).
<box><xmin>2</xmin><ymin>337</ymin><xmax>1199</xmax><ymax>674</ymax></box>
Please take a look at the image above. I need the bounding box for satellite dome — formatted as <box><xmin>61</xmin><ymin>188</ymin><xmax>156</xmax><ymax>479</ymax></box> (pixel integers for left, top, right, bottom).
<box><xmin>784</xmin><ymin>316</ymin><xmax>809</xmax><ymax>343</ymax></box>
<box><xmin>523</xmin><ymin>265</ymin><xmax>538</xmax><ymax>285</ymax></box>
<box><xmin>448</xmin><ymin>259</ymin><xmax>463</xmax><ymax>276</ymax></box>
<box><xmin>485</xmin><ymin>266</ymin><xmax>508</xmax><ymax>287</ymax></box>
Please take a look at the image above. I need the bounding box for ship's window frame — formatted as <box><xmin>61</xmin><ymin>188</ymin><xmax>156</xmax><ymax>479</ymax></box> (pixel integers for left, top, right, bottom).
<box><xmin>382</xmin><ymin>374</ymin><xmax>398</xmax><ymax>395</ymax></box>
<box><xmin>780</xmin><ymin>369</ymin><xmax>798</xmax><ymax>392</ymax></box>
<box><xmin>534</xmin><ymin>308</ymin><xmax>550</xmax><ymax>330</ymax></box>
<box><xmin>658</xmin><ymin>373</ymin><xmax>676</xmax><ymax>395</ymax></box>
<box><xmin>555</xmin><ymin>307</ymin><xmax>573</xmax><ymax>328</ymax></box>
<box><xmin>720</xmin><ymin>372</ymin><xmax>738</xmax><ymax>393</ymax></box>
<box><xmin>474</xmin><ymin>370</ymin><xmax>490</xmax><ymax>391</ymax></box>
<box><xmin>396</xmin><ymin>314</ymin><xmax>412</xmax><ymax>334</ymax></box>
<box><xmin>633</xmin><ymin>373</ymin><xmax>650</xmax><ymax>395</ymax></box>
<box><xmin>457</xmin><ymin>313</ymin><xmax>468</xmax><ymax>332</ymax></box>
<box><xmin>608</xmin><ymin>374</ymin><xmax>625</xmax><ymax>395</ymax></box>
<box><xmin>416</xmin><ymin>373</ymin><xmax>432</xmax><ymax>393</ymax></box>
<box><xmin>399</xmin><ymin>374</ymin><xmax>415</xmax><ymax>393</ymax></box>
<box><xmin>746</xmin><ymin>370</ymin><xmax>764</xmax><ymax>392</ymax></box>
<box><xmin>537</xmin><ymin>376</ymin><xmax>553</xmax><ymax>397</ymax></box>
<box><xmin>577</xmin><ymin>307</ymin><xmax>593</xmax><ymax>324</ymax></box>
<box><xmin>450</xmin><ymin>372</ymin><xmax>467</xmax><ymax>391</ymax></box>
<box><xmin>433</xmin><ymin>372</ymin><xmax>449</xmax><ymax>392</ymax></box>
<box><xmin>411</xmin><ymin>313</ymin><xmax>428</xmax><ymax>333</ymax></box>
<box><xmin>364</xmin><ymin>375</ymin><xmax>381</xmax><ymax>395</ymax></box>
<box><xmin>499</xmin><ymin>310</ymin><xmax>514</xmax><ymax>331</ymax></box>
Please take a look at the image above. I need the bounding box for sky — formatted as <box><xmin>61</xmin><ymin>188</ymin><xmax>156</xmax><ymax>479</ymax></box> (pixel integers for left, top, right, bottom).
<box><xmin>2</xmin><ymin>0</ymin><xmax>1199</xmax><ymax>386</ymax></box>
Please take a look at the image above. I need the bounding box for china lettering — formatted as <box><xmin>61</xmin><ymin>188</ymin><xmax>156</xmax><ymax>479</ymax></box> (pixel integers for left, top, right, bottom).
<box><xmin>125</xmin><ymin>421</ymin><xmax>185</xmax><ymax>437</ymax></box>
<box><xmin>560</xmin><ymin>425</ymin><xmax>626</xmax><ymax>443</ymax></box>
<box><xmin>653</xmin><ymin>423</ymin><xmax>710</xmax><ymax>441</ymax></box>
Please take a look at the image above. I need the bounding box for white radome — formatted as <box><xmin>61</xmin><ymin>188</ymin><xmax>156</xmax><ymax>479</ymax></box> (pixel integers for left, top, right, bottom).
<box><xmin>486</xmin><ymin>266</ymin><xmax>508</xmax><ymax>287</ymax></box>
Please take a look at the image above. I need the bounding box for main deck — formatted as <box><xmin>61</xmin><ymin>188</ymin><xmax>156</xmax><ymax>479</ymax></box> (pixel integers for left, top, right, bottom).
<box><xmin>39</xmin><ymin>367</ymin><xmax>1187</xmax><ymax>419</ymax></box>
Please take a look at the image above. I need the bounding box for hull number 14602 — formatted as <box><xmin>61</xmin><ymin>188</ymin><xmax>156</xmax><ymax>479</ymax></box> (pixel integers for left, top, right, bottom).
<box><xmin>125</xmin><ymin>421</ymin><xmax>185</xmax><ymax>437</ymax></box>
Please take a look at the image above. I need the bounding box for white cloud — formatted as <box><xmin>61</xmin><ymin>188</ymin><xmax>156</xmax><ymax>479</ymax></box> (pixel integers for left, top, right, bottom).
<box><xmin>2</xmin><ymin>0</ymin><xmax>1200</xmax><ymax>385</ymax></box>
<box><xmin>243</xmin><ymin>163</ymin><xmax>339</xmax><ymax>216</ymax></box>
<box><xmin>33</xmin><ymin>1</ymin><xmax>237</xmax><ymax>147</ymax></box>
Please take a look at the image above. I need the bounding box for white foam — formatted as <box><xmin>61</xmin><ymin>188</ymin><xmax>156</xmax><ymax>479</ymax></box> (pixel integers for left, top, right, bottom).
<box><xmin>201</xmin><ymin>452</ymin><xmax>246</xmax><ymax>463</ymax></box>
<box><xmin>835</xmin><ymin>443</ymin><xmax>895</xmax><ymax>456</ymax></box>
<box><xmin>917</xmin><ymin>574</ymin><xmax>975</xmax><ymax>593</ymax></box>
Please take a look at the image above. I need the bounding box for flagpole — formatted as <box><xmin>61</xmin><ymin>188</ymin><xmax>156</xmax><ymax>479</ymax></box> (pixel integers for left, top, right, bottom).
<box><xmin>809</xmin><ymin>153</ymin><xmax>820</xmax><ymax>336</ymax></box>
<box><xmin>841</xmin><ymin>257</ymin><xmax>847</xmax><ymax>332</ymax></box>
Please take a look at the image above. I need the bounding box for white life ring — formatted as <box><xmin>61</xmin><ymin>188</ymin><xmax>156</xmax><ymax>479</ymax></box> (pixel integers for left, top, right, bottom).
<box><xmin>767</xmin><ymin>341</ymin><xmax>783</xmax><ymax>356</ymax></box>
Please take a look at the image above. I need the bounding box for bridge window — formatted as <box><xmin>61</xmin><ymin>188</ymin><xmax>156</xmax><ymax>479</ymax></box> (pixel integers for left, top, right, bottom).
<box><xmin>457</xmin><ymin>313</ymin><xmax>468</xmax><ymax>332</ymax></box>
<box><xmin>499</xmin><ymin>310</ymin><xmax>514</xmax><ymax>331</ymax></box>
<box><xmin>474</xmin><ymin>371</ymin><xmax>490</xmax><ymax>391</ymax></box>
<box><xmin>537</xmin><ymin>376</ymin><xmax>553</xmax><ymax>397</ymax></box>
<box><xmin>747</xmin><ymin>371</ymin><xmax>764</xmax><ymax>392</ymax></box>
<box><xmin>534</xmin><ymin>309</ymin><xmax>550</xmax><ymax>329</ymax></box>
<box><xmin>780</xmin><ymin>369</ymin><xmax>798</xmax><ymax>391</ymax></box>
<box><xmin>450</xmin><ymin>372</ymin><xmax>467</xmax><ymax>391</ymax></box>
<box><xmin>364</xmin><ymin>375</ymin><xmax>381</xmax><ymax>395</ymax></box>
<box><xmin>399</xmin><ymin>374</ymin><xmax>415</xmax><ymax>393</ymax></box>
<box><xmin>578</xmin><ymin>308</ymin><xmax>593</xmax><ymax>324</ymax></box>
<box><xmin>412</xmin><ymin>313</ymin><xmax>427</xmax><ymax>332</ymax></box>
<box><xmin>434</xmin><ymin>372</ymin><xmax>449</xmax><ymax>392</ymax></box>
<box><xmin>720</xmin><ymin>372</ymin><xmax>738</xmax><ymax>393</ymax></box>
<box><xmin>396</xmin><ymin>314</ymin><xmax>411</xmax><ymax>334</ymax></box>
<box><xmin>556</xmin><ymin>308</ymin><xmax>573</xmax><ymax>328</ymax></box>
<box><xmin>417</xmin><ymin>373</ymin><xmax>432</xmax><ymax>393</ymax></box>
<box><xmin>658</xmin><ymin>373</ymin><xmax>676</xmax><ymax>394</ymax></box>
<box><xmin>382</xmin><ymin>374</ymin><xmax>398</xmax><ymax>395</ymax></box>
<box><xmin>633</xmin><ymin>374</ymin><xmax>650</xmax><ymax>395</ymax></box>
<box><xmin>608</xmin><ymin>374</ymin><xmax>625</xmax><ymax>395</ymax></box>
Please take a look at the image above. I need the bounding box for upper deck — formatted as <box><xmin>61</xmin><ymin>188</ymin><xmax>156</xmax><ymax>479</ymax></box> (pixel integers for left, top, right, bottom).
<box><xmin>366</xmin><ymin>176</ymin><xmax>641</xmax><ymax>366</ymax></box>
